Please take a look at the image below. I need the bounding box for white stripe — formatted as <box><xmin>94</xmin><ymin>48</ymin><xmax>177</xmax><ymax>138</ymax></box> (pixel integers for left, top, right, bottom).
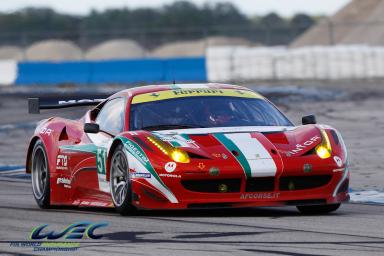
<box><xmin>333</xmin><ymin>168</ymin><xmax>349</xmax><ymax>197</ymax></box>
<box><xmin>174</xmin><ymin>84</ymin><xmax>209</xmax><ymax>89</ymax></box>
<box><xmin>156</xmin><ymin>126</ymin><xmax>295</xmax><ymax>135</ymax></box>
<box><xmin>126</xmin><ymin>151</ymin><xmax>178</xmax><ymax>203</ymax></box>
<box><xmin>225</xmin><ymin>133</ymin><xmax>277</xmax><ymax>177</ymax></box>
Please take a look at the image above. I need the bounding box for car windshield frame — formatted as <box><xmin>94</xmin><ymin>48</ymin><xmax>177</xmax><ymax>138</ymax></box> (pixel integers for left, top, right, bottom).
<box><xmin>129</xmin><ymin>95</ymin><xmax>294</xmax><ymax>131</ymax></box>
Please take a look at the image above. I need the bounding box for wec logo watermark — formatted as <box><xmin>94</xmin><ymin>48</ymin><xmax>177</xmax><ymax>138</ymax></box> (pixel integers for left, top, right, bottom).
<box><xmin>9</xmin><ymin>221</ymin><xmax>108</xmax><ymax>252</ymax></box>
<box><xmin>30</xmin><ymin>221</ymin><xmax>108</xmax><ymax>240</ymax></box>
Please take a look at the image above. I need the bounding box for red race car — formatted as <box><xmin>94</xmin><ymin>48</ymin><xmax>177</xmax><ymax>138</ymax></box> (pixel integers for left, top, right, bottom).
<box><xmin>26</xmin><ymin>84</ymin><xmax>349</xmax><ymax>215</ymax></box>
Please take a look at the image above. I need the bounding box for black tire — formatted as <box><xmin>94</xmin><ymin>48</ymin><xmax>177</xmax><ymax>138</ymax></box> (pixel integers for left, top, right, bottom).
<box><xmin>110</xmin><ymin>144</ymin><xmax>136</xmax><ymax>215</ymax></box>
<box><xmin>297</xmin><ymin>204</ymin><xmax>341</xmax><ymax>215</ymax></box>
<box><xmin>31</xmin><ymin>140</ymin><xmax>51</xmax><ymax>208</ymax></box>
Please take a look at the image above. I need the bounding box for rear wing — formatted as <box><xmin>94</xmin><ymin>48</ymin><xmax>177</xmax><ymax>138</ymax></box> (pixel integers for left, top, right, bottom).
<box><xmin>28</xmin><ymin>98</ymin><xmax>105</xmax><ymax>114</ymax></box>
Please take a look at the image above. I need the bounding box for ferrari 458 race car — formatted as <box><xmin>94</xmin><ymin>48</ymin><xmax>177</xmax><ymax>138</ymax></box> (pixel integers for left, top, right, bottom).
<box><xmin>26</xmin><ymin>83</ymin><xmax>349</xmax><ymax>215</ymax></box>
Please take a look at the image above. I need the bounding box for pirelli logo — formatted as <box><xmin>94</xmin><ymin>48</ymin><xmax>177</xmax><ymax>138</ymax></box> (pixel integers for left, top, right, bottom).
<box><xmin>131</xmin><ymin>89</ymin><xmax>263</xmax><ymax>104</ymax></box>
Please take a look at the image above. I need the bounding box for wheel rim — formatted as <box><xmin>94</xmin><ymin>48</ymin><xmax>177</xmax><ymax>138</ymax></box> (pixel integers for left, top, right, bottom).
<box><xmin>31</xmin><ymin>146</ymin><xmax>48</xmax><ymax>200</ymax></box>
<box><xmin>111</xmin><ymin>151</ymin><xmax>129</xmax><ymax>207</ymax></box>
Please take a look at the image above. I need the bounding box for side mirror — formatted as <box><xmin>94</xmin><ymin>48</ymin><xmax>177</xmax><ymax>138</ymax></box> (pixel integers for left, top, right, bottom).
<box><xmin>302</xmin><ymin>114</ymin><xmax>317</xmax><ymax>125</ymax></box>
<box><xmin>84</xmin><ymin>123</ymin><xmax>100</xmax><ymax>133</ymax></box>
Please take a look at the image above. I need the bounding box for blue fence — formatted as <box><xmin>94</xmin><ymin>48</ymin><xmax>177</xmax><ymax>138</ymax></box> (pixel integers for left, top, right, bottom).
<box><xmin>15</xmin><ymin>57</ymin><xmax>207</xmax><ymax>85</ymax></box>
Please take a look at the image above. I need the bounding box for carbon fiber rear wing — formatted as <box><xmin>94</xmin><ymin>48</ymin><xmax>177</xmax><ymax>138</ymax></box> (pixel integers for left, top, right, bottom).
<box><xmin>28</xmin><ymin>98</ymin><xmax>105</xmax><ymax>114</ymax></box>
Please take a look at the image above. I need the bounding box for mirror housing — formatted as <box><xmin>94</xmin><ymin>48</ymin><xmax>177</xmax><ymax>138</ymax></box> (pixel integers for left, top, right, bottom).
<box><xmin>302</xmin><ymin>114</ymin><xmax>317</xmax><ymax>125</ymax></box>
<box><xmin>84</xmin><ymin>123</ymin><xmax>100</xmax><ymax>134</ymax></box>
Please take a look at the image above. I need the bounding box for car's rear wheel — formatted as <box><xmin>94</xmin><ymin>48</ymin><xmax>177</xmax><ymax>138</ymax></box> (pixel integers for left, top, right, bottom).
<box><xmin>297</xmin><ymin>204</ymin><xmax>341</xmax><ymax>214</ymax></box>
<box><xmin>110</xmin><ymin>144</ymin><xmax>135</xmax><ymax>215</ymax></box>
<box><xmin>31</xmin><ymin>140</ymin><xmax>51</xmax><ymax>208</ymax></box>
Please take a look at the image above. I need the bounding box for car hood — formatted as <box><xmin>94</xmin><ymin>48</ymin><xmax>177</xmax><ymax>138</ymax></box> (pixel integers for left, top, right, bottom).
<box><xmin>152</xmin><ymin>125</ymin><xmax>322</xmax><ymax>159</ymax></box>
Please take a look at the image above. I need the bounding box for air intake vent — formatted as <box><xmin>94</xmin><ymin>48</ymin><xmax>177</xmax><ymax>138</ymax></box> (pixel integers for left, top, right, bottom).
<box><xmin>246</xmin><ymin>177</ymin><xmax>275</xmax><ymax>192</ymax></box>
<box><xmin>181</xmin><ymin>179</ymin><xmax>241</xmax><ymax>193</ymax></box>
<box><xmin>279</xmin><ymin>175</ymin><xmax>332</xmax><ymax>191</ymax></box>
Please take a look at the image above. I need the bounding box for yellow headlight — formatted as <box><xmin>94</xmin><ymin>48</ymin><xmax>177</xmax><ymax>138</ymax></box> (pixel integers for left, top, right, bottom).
<box><xmin>316</xmin><ymin>145</ymin><xmax>331</xmax><ymax>159</ymax></box>
<box><xmin>171</xmin><ymin>149</ymin><xmax>190</xmax><ymax>163</ymax></box>
<box><xmin>316</xmin><ymin>129</ymin><xmax>332</xmax><ymax>159</ymax></box>
<box><xmin>147</xmin><ymin>136</ymin><xmax>190</xmax><ymax>163</ymax></box>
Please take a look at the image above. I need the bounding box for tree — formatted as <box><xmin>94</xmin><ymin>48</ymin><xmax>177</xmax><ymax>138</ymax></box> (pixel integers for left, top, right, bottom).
<box><xmin>291</xmin><ymin>13</ymin><xmax>315</xmax><ymax>29</ymax></box>
<box><xmin>260</xmin><ymin>13</ymin><xmax>286</xmax><ymax>28</ymax></box>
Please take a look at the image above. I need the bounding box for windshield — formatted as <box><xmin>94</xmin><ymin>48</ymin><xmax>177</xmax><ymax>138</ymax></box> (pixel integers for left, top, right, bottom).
<box><xmin>130</xmin><ymin>96</ymin><xmax>293</xmax><ymax>131</ymax></box>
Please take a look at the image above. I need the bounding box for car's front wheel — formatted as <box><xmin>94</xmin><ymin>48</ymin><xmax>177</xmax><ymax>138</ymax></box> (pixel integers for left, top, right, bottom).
<box><xmin>31</xmin><ymin>140</ymin><xmax>51</xmax><ymax>208</ymax></box>
<box><xmin>110</xmin><ymin>144</ymin><xmax>135</xmax><ymax>215</ymax></box>
<box><xmin>297</xmin><ymin>204</ymin><xmax>341</xmax><ymax>214</ymax></box>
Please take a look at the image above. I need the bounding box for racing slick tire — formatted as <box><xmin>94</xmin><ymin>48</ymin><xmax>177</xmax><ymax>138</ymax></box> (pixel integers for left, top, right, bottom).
<box><xmin>110</xmin><ymin>144</ymin><xmax>136</xmax><ymax>215</ymax></box>
<box><xmin>296</xmin><ymin>204</ymin><xmax>341</xmax><ymax>214</ymax></box>
<box><xmin>31</xmin><ymin>140</ymin><xmax>51</xmax><ymax>209</ymax></box>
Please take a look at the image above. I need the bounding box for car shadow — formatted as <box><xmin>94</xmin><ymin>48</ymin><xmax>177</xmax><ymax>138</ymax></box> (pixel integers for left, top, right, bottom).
<box><xmin>47</xmin><ymin>204</ymin><xmax>346</xmax><ymax>218</ymax></box>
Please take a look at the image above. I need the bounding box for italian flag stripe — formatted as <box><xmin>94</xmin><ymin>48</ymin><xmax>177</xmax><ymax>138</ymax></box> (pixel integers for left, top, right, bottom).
<box><xmin>117</xmin><ymin>137</ymin><xmax>166</xmax><ymax>187</ymax></box>
<box><xmin>213</xmin><ymin>133</ymin><xmax>252</xmax><ymax>179</ymax></box>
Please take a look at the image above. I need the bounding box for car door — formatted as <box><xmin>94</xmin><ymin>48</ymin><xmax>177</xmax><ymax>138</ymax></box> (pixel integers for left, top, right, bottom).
<box><xmin>69</xmin><ymin>97</ymin><xmax>127</xmax><ymax>200</ymax></box>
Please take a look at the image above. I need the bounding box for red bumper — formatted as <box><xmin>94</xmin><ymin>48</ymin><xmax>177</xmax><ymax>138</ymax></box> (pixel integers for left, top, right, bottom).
<box><xmin>132</xmin><ymin>169</ymin><xmax>350</xmax><ymax>210</ymax></box>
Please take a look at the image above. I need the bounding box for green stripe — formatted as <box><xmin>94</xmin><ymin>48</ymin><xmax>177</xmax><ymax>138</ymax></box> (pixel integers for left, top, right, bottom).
<box><xmin>214</xmin><ymin>133</ymin><xmax>252</xmax><ymax>179</ymax></box>
<box><xmin>60</xmin><ymin>144</ymin><xmax>107</xmax><ymax>174</ymax></box>
<box><xmin>179</xmin><ymin>134</ymin><xmax>191</xmax><ymax>140</ymax></box>
<box><xmin>116</xmin><ymin>136</ymin><xmax>168</xmax><ymax>188</ymax></box>
<box><xmin>170</xmin><ymin>141</ymin><xmax>181</xmax><ymax>147</ymax></box>
<box><xmin>60</xmin><ymin>144</ymin><xmax>100</xmax><ymax>154</ymax></box>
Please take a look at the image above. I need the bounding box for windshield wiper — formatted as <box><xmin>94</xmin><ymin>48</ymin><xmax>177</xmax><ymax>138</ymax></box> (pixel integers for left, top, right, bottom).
<box><xmin>141</xmin><ymin>124</ymin><xmax>205</xmax><ymax>131</ymax></box>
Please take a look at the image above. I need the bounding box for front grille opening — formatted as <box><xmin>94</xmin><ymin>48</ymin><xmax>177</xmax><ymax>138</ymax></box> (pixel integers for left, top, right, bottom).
<box><xmin>181</xmin><ymin>179</ymin><xmax>241</xmax><ymax>193</ymax></box>
<box><xmin>246</xmin><ymin>177</ymin><xmax>275</xmax><ymax>192</ymax></box>
<box><xmin>279</xmin><ymin>175</ymin><xmax>332</xmax><ymax>191</ymax></box>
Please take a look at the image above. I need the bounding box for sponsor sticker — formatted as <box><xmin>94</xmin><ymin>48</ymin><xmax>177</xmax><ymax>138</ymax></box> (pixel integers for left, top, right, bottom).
<box><xmin>56</xmin><ymin>155</ymin><xmax>68</xmax><ymax>170</ymax></box>
<box><xmin>197</xmin><ymin>163</ymin><xmax>205</xmax><ymax>170</ymax></box>
<box><xmin>131</xmin><ymin>89</ymin><xmax>263</xmax><ymax>104</ymax></box>
<box><xmin>131</xmin><ymin>173</ymin><xmax>151</xmax><ymax>179</ymax></box>
<box><xmin>58</xmin><ymin>99</ymin><xmax>104</xmax><ymax>105</ymax></box>
<box><xmin>334</xmin><ymin>156</ymin><xmax>343</xmax><ymax>167</ymax></box>
<box><xmin>287</xmin><ymin>136</ymin><xmax>321</xmax><ymax>156</ymax></box>
<box><xmin>40</xmin><ymin>127</ymin><xmax>53</xmax><ymax>136</ymax></box>
<box><xmin>56</xmin><ymin>177</ymin><xmax>71</xmax><ymax>188</ymax></box>
<box><xmin>159</xmin><ymin>173</ymin><xmax>181</xmax><ymax>179</ymax></box>
<box><xmin>240</xmin><ymin>192</ymin><xmax>280</xmax><ymax>200</ymax></box>
<box><xmin>165</xmin><ymin>162</ymin><xmax>177</xmax><ymax>173</ymax></box>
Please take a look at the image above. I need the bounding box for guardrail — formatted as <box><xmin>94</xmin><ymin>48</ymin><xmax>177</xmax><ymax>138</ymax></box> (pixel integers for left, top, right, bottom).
<box><xmin>3</xmin><ymin>45</ymin><xmax>384</xmax><ymax>86</ymax></box>
<box><xmin>207</xmin><ymin>45</ymin><xmax>384</xmax><ymax>81</ymax></box>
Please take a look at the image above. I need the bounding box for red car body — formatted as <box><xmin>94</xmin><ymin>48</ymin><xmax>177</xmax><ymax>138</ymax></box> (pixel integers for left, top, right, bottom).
<box><xmin>26</xmin><ymin>84</ymin><xmax>349</xmax><ymax>212</ymax></box>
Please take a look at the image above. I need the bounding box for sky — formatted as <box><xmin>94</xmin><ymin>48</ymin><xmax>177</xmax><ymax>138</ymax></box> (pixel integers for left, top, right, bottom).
<box><xmin>0</xmin><ymin>0</ymin><xmax>351</xmax><ymax>17</ymax></box>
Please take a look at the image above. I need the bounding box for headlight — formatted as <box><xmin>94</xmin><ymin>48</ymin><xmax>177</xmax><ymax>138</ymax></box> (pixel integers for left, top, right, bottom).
<box><xmin>147</xmin><ymin>136</ymin><xmax>190</xmax><ymax>163</ymax></box>
<box><xmin>316</xmin><ymin>129</ymin><xmax>332</xmax><ymax>159</ymax></box>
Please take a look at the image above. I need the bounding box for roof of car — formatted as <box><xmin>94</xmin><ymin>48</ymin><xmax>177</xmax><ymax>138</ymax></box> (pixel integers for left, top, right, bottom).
<box><xmin>111</xmin><ymin>83</ymin><xmax>254</xmax><ymax>98</ymax></box>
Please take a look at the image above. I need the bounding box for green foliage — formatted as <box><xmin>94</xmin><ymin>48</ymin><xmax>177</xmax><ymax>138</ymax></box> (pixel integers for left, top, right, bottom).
<box><xmin>0</xmin><ymin>1</ymin><xmax>316</xmax><ymax>46</ymax></box>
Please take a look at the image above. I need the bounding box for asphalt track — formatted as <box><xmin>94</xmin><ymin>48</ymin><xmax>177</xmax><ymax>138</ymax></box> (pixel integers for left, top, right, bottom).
<box><xmin>1</xmin><ymin>85</ymin><xmax>384</xmax><ymax>255</ymax></box>
<box><xmin>0</xmin><ymin>178</ymin><xmax>383</xmax><ymax>256</ymax></box>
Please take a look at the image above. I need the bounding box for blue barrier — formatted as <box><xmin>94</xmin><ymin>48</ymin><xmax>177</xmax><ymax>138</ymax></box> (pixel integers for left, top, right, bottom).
<box><xmin>16</xmin><ymin>61</ymin><xmax>92</xmax><ymax>84</ymax></box>
<box><xmin>15</xmin><ymin>57</ymin><xmax>207</xmax><ymax>85</ymax></box>
<box><xmin>90</xmin><ymin>59</ymin><xmax>165</xmax><ymax>84</ymax></box>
